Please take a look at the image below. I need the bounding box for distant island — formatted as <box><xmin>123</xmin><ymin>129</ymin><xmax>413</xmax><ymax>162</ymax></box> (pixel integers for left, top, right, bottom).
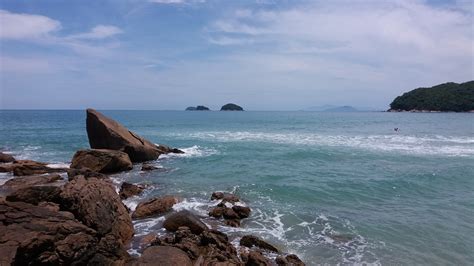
<box><xmin>186</xmin><ymin>105</ymin><xmax>210</xmax><ymax>111</ymax></box>
<box><xmin>388</xmin><ymin>81</ymin><xmax>474</xmax><ymax>112</ymax></box>
<box><xmin>220</xmin><ymin>103</ymin><xmax>244</xmax><ymax>111</ymax></box>
<box><xmin>323</xmin><ymin>106</ymin><xmax>359</xmax><ymax>112</ymax></box>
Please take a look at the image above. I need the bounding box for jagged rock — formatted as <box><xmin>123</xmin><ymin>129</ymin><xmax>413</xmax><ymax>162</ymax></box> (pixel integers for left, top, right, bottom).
<box><xmin>0</xmin><ymin>198</ymin><xmax>129</xmax><ymax>265</ymax></box>
<box><xmin>86</xmin><ymin>108</ymin><xmax>167</xmax><ymax>162</ymax></box>
<box><xmin>132</xmin><ymin>195</ymin><xmax>178</xmax><ymax>219</ymax></box>
<box><xmin>211</xmin><ymin>191</ymin><xmax>225</xmax><ymax>200</ymax></box>
<box><xmin>59</xmin><ymin>176</ymin><xmax>133</xmax><ymax>244</ymax></box>
<box><xmin>209</xmin><ymin>206</ymin><xmax>225</xmax><ymax>218</ymax></box>
<box><xmin>119</xmin><ymin>182</ymin><xmax>145</xmax><ymax>200</ymax></box>
<box><xmin>240</xmin><ymin>235</ymin><xmax>279</xmax><ymax>253</ymax></box>
<box><xmin>223</xmin><ymin>208</ymin><xmax>240</xmax><ymax>220</ymax></box>
<box><xmin>156</xmin><ymin>145</ymin><xmax>185</xmax><ymax>154</ymax></box>
<box><xmin>0</xmin><ymin>173</ymin><xmax>62</xmax><ymax>192</ymax></box>
<box><xmin>233</xmin><ymin>205</ymin><xmax>251</xmax><ymax>218</ymax></box>
<box><xmin>137</xmin><ymin>246</ymin><xmax>192</xmax><ymax>266</ymax></box>
<box><xmin>67</xmin><ymin>167</ymin><xmax>107</xmax><ymax>180</ymax></box>
<box><xmin>209</xmin><ymin>192</ymin><xmax>250</xmax><ymax>227</ymax></box>
<box><xmin>211</xmin><ymin>192</ymin><xmax>240</xmax><ymax>203</ymax></box>
<box><xmin>141</xmin><ymin>163</ymin><xmax>159</xmax><ymax>171</ymax></box>
<box><xmin>243</xmin><ymin>250</ymin><xmax>272</xmax><ymax>266</ymax></box>
<box><xmin>224</xmin><ymin>219</ymin><xmax>240</xmax><ymax>227</ymax></box>
<box><xmin>163</xmin><ymin>210</ymin><xmax>208</xmax><ymax>234</ymax></box>
<box><xmin>6</xmin><ymin>160</ymin><xmax>67</xmax><ymax>176</ymax></box>
<box><xmin>5</xmin><ymin>185</ymin><xmax>62</xmax><ymax>205</ymax></box>
<box><xmin>70</xmin><ymin>149</ymin><xmax>132</xmax><ymax>174</ymax></box>
<box><xmin>276</xmin><ymin>254</ymin><xmax>305</xmax><ymax>266</ymax></box>
<box><xmin>0</xmin><ymin>152</ymin><xmax>15</xmax><ymax>163</ymax></box>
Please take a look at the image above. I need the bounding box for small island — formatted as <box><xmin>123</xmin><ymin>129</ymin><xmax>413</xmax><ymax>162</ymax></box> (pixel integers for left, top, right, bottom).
<box><xmin>185</xmin><ymin>105</ymin><xmax>210</xmax><ymax>111</ymax></box>
<box><xmin>388</xmin><ymin>81</ymin><xmax>474</xmax><ymax>112</ymax></box>
<box><xmin>220</xmin><ymin>103</ymin><xmax>244</xmax><ymax>111</ymax></box>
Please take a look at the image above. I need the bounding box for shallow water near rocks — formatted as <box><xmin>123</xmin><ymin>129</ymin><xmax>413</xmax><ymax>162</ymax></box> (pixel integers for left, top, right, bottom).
<box><xmin>1</xmin><ymin>110</ymin><xmax>473</xmax><ymax>265</ymax></box>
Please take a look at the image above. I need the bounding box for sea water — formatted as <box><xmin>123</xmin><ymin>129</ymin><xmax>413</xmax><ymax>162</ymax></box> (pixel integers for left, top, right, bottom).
<box><xmin>0</xmin><ymin>110</ymin><xmax>473</xmax><ymax>265</ymax></box>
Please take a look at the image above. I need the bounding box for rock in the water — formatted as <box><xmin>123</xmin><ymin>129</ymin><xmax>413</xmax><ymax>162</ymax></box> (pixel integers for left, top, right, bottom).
<box><xmin>244</xmin><ymin>250</ymin><xmax>272</xmax><ymax>266</ymax></box>
<box><xmin>240</xmin><ymin>235</ymin><xmax>279</xmax><ymax>253</ymax></box>
<box><xmin>6</xmin><ymin>185</ymin><xmax>62</xmax><ymax>205</ymax></box>
<box><xmin>0</xmin><ymin>152</ymin><xmax>15</xmax><ymax>163</ymax></box>
<box><xmin>209</xmin><ymin>206</ymin><xmax>225</xmax><ymax>218</ymax></box>
<box><xmin>220</xmin><ymin>103</ymin><xmax>244</xmax><ymax>111</ymax></box>
<box><xmin>86</xmin><ymin>108</ymin><xmax>163</xmax><ymax>162</ymax></box>
<box><xmin>141</xmin><ymin>163</ymin><xmax>159</xmax><ymax>171</ymax></box>
<box><xmin>276</xmin><ymin>254</ymin><xmax>305</xmax><ymax>266</ymax></box>
<box><xmin>132</xmin><ymin>195</ymin><xmax>178</xmax><ymax>219</ymax></box>
<box><xmin>137</xmin><ymin>246</ymin><xmax>192</xmax><ymax>266</ymax></box>
<box><xmin>70</xmin><ymin>149</ymin><xmax>132</xmax><ymax>174</ymax></box>
<box><xmin>186</xmin><ymin>105</ymin><xmax>210</xmax><ymax>111</ymax></box>
<box><xmin>119</xmin><ymin>182</ymin><xmax>145</xmax><ymax>200</ymax></box>
<box><xmin>233</xmin><ymin>205</ymin><xmax>251</xmax><ymax>218</ymax></box>
<box><xmin>59</xmin><ymin>176</ymin><xmax>134</xmax><ymax>244</ymax></box>
<box><xmin>0</xmin><ymin>173</ymin><xmax>62</xmax><ymax>192</ymax></box>
<box><xmin>0</xmin><ymin>198</ymin><xmax>129</xmax><ymax>265</ymax></box>
<box><xmin>209</xmin><ymin>192</ymin><xmax>250</xmax><ymax>227</ymax></box>
<box><xmin>67</xmin><ymin>167</ymin><xmax>107</xmax><ymax>180</ymax></box>
<box><xmin>163</xmin><ymin>210</ymin><xmax>208</xmax><ymax>234</ymax></box>
<box><xmin>9</xmin><ymin>160</ymin><xmax>66</xmax><ymax>176</ymax></box>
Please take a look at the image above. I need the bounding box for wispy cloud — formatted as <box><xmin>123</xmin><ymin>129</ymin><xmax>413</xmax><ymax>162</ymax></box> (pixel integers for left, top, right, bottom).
<box><xmin>67</xmin><ymin>25</ymin><xmax>123</xmax><ymax>40</ymax></box>
<box><xmin>0</xmin><ymin>9</ymin><xmax>61</xmax><ymax>40</ymax></box>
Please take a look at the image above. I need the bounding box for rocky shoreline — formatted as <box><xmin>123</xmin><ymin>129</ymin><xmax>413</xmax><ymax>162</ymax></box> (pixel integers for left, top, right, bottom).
<box><xmin>0</xmin><ymin>109</ymin><xmax>304</xmax><ymax>265</ymax></box>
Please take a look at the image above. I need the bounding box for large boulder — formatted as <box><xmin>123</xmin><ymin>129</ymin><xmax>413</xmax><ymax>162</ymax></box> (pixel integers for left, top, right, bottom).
<box><xmin>70</xmin><ymin>149</ymin><xmax>132</xmax><ymax>173</ymax></box>
<box><xmin>136</xmin><ymin>246</ymin><xmax>192</xmax><ymax>266</ymax></box>
<box><xmin>240</xmin><ymin>235</ymin><xmax>279</xmax><ymax>253</ymax></box>
<box><xmin>59</xmin><ymin>176</ymin><xmax>134</xmax><ymax>244</ymax></box>
<box><xmin>163</xmin><ymin>210</ymin><xmax>208</xmax><ymax>234</ymax></box>
<box><xmin>0</xmin><ymin>173</ymin><xmax>63</xmax><ymax>192</ymax></box>
<box><xmin>0</xmin><ymin>160</ymin><xmax>67</xmax><ymax>176</ymax></box>
<box><xmin>119</xmin><ymin>182</ymin><xmax>145</xmax><ymax>199</ymax></box>
<box><xmin>0</xmin><ymin>198</ymin><xmax>129</xmax><ymax>265</ymax></box>
<box><xmin>132</xmin><ymin>195</ymin><xmax>178</xmax><ymax>219</ymax></box>
<box><xmin>86</xmin><ymin>108</ymin><xmax>163</xmax><ymax>162</ymax></box>
<box><xmin>0</xmin><ymin>152</ymin><xmax>15</xmax><ymax>163</ymax></box>
<box><xmin>5</xmin><ymin>185</ymin><xmax>62</xmax><ymax>205</ymax></box>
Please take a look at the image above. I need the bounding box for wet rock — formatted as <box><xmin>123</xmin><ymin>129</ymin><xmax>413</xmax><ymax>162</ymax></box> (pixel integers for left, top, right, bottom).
<box><xmin>0</xmin><ymin>173</ymin><xmax>62</xmax><ymax>192</ymax></box>
<box><xmin>163</xmin><ymin>210</ymin><xmax>208</xmax><ymax>234</ymax></box>
<box><xmin>141</xmin><ymin>163</ymin><xmax>159</xmax><ymax>171</ymax></box>
<box><xmin>223</xmin><ymin>208</ymin><xmax>240</xmax><ymax>220</ymax></box>
<box><xmin>244</xmin><ymin>250</ymin><xmax>272</xmax><ymax>266</ymax></box>
<box><xmin>10</xmin><ymin>160</ymin><xmax>66</xmax><ymax>176</ymax></box>
<box><xmin>5</xmin><ymin>185</ymin><xmax>62</xmax><ymax>205</ymax></box>
<box><xmin>233</xmin><ymin>205</ymin><xmax>251</xmax><ymax>218</ymax></box>
<box><xmin>86</xmin><ymin>108</ymin><xmax>168</xmax><ymax>162</ymax></box>
<box><xmin>211</xmin><ymin>191</ymin><xmax>225</xmax><ymax>200</ymax></box>
<box><xmin>156</xmin><ymin>145</ymin><xmax>185</xmax><ymax>154</ymax></box>
<box><xmin>209</xmin><ymin>206</ymin><xmax>225</xmax><ymax>218</ymax></box>
<box><xmin>0</xmin><ymin>152</ymin><xmax>15</xmax><ymax>163</ymax></box>
<box><xmin>132</xmin><ymin>195</ymin><xmax>178</xmax><ymax>219</ymax></box>
<box><xmin>137</xmin><ymin>246</ymin><xmax>192</xmax><ymax>266</ymax></box>
<box><xmin>59</xmin><ymin>176</ymin><xmax>133</xmax><ymax>244</ymax></box>
<box><xmin>224</xmin><ymin>219</ymin><xmax>241</xmax><ymax>227</ymax></box>
<box><xmin>119</xmin><ymin>182</ymin><xmax>145</xmax><ymax>200</ymax></box>
<box><xmin>70</xmin><ymin>149</ymin><xmax>132</xmax><ymax>174</ymax></box>
<box><xmin>0</xmin><ymin>198</ymin><xmax>129</xmax><ymax>265</ymax></box>
<box><xmin>211</xmin><ymin>192</ymin><xmax>240</xmax><ymax>203</ymax></box>
<box><xmin>276</xmin><ymin>254</ymin><xmax>305</xmax><ymax>266</ymax></box>
<box><xmin>67</xmin><ymin>167</ymin><xmax>107</xmax><ymax>180</ymax></box>
<box><xmin>240</xmin><ymin>235</ymin><xmax>279</xmax><ymax>253</ymax></box>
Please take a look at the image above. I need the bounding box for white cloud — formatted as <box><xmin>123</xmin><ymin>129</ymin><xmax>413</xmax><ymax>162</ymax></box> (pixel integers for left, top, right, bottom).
<box><xmin>0</xmin><ymin>9</ymin><xmax>61</xmax><ymax>40</ymax></box>
<box><xmin>68</xmin><ymin>25</ymin><xmax>123</xmax><ymax>40</ymax></box>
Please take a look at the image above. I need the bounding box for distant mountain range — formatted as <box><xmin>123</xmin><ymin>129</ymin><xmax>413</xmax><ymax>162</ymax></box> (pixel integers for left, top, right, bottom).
<box><xmin>301</xmin><ymin>105</ymin><xmax>380</xmax><ymax>112</ymax></box>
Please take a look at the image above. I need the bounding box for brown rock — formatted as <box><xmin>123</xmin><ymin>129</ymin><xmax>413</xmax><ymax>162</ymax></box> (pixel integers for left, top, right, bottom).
<box><xmin>59</xmin><ymin>176</ymin><xmax>133</xmax><ymax>244</ymax></box>
<box><xmin>276</xmin><ymin>254</ymin><xmax>305</xmax><ymax>266</ymax></box>
<box><xmin>0</xmin><ymin>152</ymin><xmax>15</xmax><ymax>163</ymax></box>
<box><xmin>141</xmin><ymin>163</ymin><xmax>159</xmax><ymax>171</ymax></box>
<box><xmin>240</xmin><ymin>235</ymin><xmax>279</xmax><ymax>253</ymax></box>
<box><xmin>70</xmin><ymin>149</ymin><xmax>132</xmax><ymax>173</ymax></box>
<box><xmin>132</xmin><ymin>195</ymin><xmax>178</xmax><ymax>219</ymax></box>
<box><xmin>209</xmin><ymin>206</ymin><xmax>225</xmax><ymax>218</ymax></box>
<box><xmin>67</xmin><ymin>167</ymin><xmax>107</xmax><ymax>180</ymax></box>
<box><xmin>86</xmin><ymin>108</ymin><xmax>164</xmax><ymax>162</ymax></box>
<box><xmin>224</xmin><ymin>219</ymin><xmax>241</xmax><ymax>227</ymax></box>
<box><xmin>211</xmin><ymin>191</ymin><xmax>240</xmax><ymax>203</ymax></box>
<box><xmin>10</xmin><ymin>160</ymin><xmax>66</xmax><ymax>176</ymax></box>
<box><xmin>119</xmin><ymin>182</ymin><xmax>145</xmax><ymax>200</ymax></box>
<box><xmin>137</xmin><ymin>246</ymin><xmax>192</xmax><ymax>266</ymax></box>
<box><xmin>233</xmin><ymin>205</ymin><xmax>251</xmax><ymax>218</ymax></box>
<box><xmin>5</xmin><ymin>185</ymin><xmax>62</xmax><ymax>205</ymax></box>
<box><xmin>163</xmin><ymin>210</ymin><xmax>208</xmax><ymax>234</ymax></box>
<box><xmin>0</xmin><ymin>173</ymin><xmax>62</xmax><ymax>192</ymax></box>
<box><xmin>245</xmin><ymin>250</ymin><xmax>272</xmax><ymax>266</ymax></box>
<box><xmin>223</xmin><ymin>208</ymin><xmax>240</xmax><ymax>220</ymax></box>
<box><xmin>211</xmin><ymin>191</ymin><xmax>225</xmax><ymax>200</ymax></box>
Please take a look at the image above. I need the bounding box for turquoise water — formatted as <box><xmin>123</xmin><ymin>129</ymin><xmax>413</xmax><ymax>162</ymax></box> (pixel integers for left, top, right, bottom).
<box><xmin>1</xmin><ymin>110</ymin><xmax>473</xmax><ymax>265</ymax></box>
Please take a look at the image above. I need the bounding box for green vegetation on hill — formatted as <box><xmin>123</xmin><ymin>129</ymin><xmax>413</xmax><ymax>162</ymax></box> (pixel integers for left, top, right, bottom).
<box><xmin>220</xmin><ymin>103</ymin><xmax>244</xmax><ymax>111</ymax></box>
<box><xmin>389</xmin><ymin>81</ymin><xmax>474</xmax><ymax>112</ymax></box>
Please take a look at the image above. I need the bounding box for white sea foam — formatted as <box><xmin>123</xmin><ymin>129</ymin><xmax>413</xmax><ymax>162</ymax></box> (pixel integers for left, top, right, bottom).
<box><xmin>157</xmin><ymin>145</ymin><xmax>219</xmax><ymax>159</ymax></box>
<box><xmin>172</xmin><ymin>131</ymin><xmax>474</xmax><ymax>157</ymax></box>
<box><xmin>47</xmin><ymin>163</ymin><xmax>70</xmax><ymax>168</ymax></box>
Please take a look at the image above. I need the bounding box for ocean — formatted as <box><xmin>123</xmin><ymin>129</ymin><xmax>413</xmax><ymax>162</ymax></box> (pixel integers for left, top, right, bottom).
<box><xmin>0</xmin><ymin>110</ymin><xmax>473</xmax><ymax>265</ymax></box>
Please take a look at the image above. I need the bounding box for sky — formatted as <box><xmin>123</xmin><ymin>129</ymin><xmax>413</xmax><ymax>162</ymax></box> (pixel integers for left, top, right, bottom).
<box><xmin>0</xmin><ymin>0</ymin><xmax>473</xmax><ymax>110</ymax></box>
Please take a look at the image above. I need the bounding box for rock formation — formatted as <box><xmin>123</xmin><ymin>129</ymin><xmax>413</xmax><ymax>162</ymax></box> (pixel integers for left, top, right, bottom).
<box><xmin>132</xmin><ymin>195</ymin><xmax>178</xmax><ymax>219</ymax></box>
<box><xmin>220</xmin><ymin>103</ymin><xmax>244</xmax><ymax>111</ymax></box>
<box><xmin>70</xmin><ymin>149</ymin><xmax>132</xmax><ymax>173</ymax></box>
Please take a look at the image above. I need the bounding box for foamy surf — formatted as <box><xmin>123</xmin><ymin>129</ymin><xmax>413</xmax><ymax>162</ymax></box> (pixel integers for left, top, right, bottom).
<box><xmin>157</xmin><ymin>145</ymin><xmax>219</xmax><ymax>159</ymax></box>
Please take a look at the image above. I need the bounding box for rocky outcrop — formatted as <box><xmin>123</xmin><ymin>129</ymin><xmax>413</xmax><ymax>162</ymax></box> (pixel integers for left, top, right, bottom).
<box><xmin>220</xmin><ymin>103</ymin><xmax>244</xmax><ymax>111</ymax></box>
<box><xmin>0</xmin><ymin>152</ymin><xmax>15</xmax><ymax>163</ymax></box>
<box><xmin>163</xmin><ymin>210</ymin><xmax>208</xmax><ymax>234</ymax></box>
<box><xmin>0</xmin><ymin>160</ymin><xmax>67</xmax><ymax>176</ymax></box>
<box><xmin>276</xmin><ymin>254</ymin><xmax>305</xmax><ymax>266</ymax></box>
<box><xmin>132</xmin><ymin>196</ymin><xmax>178</xmax><ymax>219</ymax></box>
<box><xmin>185</xmin><ymin>105</ymin><xmax>210</xmax><ymax>111</ymax></box>
<box><xmin>240</xmin><ymin>235</ymin><xmax>280</xmax><ymax>253</ymax></box>
<box><xmin>0</xmin><ymin>198</ymin><xmax>129</xmax><ymax>265</ymax></box>
<box><xmin>208</xmin><ymin>192</ymin><xmax>250</xmax><ymax>227</ymax></box>
<box><xmin>241</xmin><ymin>250</ymin><xmax>272</xmax><ymax>265</ymax></box>
<box><xmin>59</xmin><ymin>176</ymin><xmax>134</xmax><ymax>244</ymax></box>
<box><xmin>141</xmin><ymin>163</ymin><xmax>159</xmax><ymax>171</ymax></box>
<box><xmin>136</xmin><ymin>246</ymin><xmax>193</xmax><ymax>266</ymax></box>
<box><xmin>70</xmin><ymin>149</ymin><xmax>132</xmax><ymax>174</ymax></box>
<box><xmin>119</xmin><ymin>182</ymin><xmax>145</xmax><ymax>199</ymax></box>
<box><xmin>0</xmin><ymin>173</ymin><xmax>62</xmax><ymax>192</ymax></box>
<box><xmin>67</xmin><ymin>167</ymin><xmax>107</xmax><ymax>180</ymax></box>
<box><xmin>86</xmin><ymin>108</ymin><xmax>183</xmax><ymax>162</ymax></box>
<box><xmin>5</xmin><ymin>185</ymin><xmax>62</xmax><ymax>205</ymax></box>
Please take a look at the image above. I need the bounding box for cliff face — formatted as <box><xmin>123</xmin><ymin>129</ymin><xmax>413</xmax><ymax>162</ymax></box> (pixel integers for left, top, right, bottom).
<box><xmin>389</xmin><ymin>81</ymin><xmax>474</xmax><ymax>112</ymax></box>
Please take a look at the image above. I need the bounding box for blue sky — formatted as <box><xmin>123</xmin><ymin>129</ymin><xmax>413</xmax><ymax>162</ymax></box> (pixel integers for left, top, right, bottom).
<box><xmin>0</xmin><ymin>0</ymin><xmax>473</xmax><ymax>110</ymax></box>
